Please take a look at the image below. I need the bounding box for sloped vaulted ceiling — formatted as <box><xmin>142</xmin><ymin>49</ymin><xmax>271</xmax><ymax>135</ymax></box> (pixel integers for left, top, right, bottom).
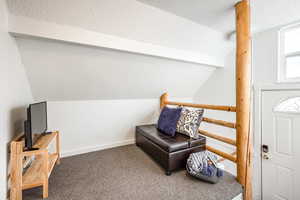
<box><xmin>17</xmin><ymin>38</ymin><xmax>218</xmax><ymax>100</ymax></box>
<box><xmin>16</xmin><ymin>37</ymin><xmax>215</xmax><ymax>101</ymax></box>
<box><xmin>7</xmin><ymin>0</ymin><xmax>233</xmax><ymax>101</ymax></box>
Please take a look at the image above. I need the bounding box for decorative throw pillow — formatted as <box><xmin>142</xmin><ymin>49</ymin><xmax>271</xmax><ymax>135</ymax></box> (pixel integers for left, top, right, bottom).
<box><xmin>157</xmin><ymin>106</ymin><xmax>182</xmax><ymax>137</ymax></box>
<box><xmin>176</xmin><ymin>107</ymin><xmax>204</xmax><ymax>139</ymax></box>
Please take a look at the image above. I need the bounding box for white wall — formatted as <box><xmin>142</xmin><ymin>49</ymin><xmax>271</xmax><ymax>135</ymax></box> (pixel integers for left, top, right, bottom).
<box><xmin>47</xmin><ymin>98</ymin><xmax>191</xmax><ymax>157</ymax></box>
<box><xmin>15</xmin><ymin>37</ymin><xmax>215</xmax><ymax>101</ymax></box>
<box><xmin>0</xmin><ymin>0</ymin><xmax>33</xmax><ymax>198</ymax></box>
<box><xmin>252</xmin><ymin>28</ymin><xmax>280</xmax><ymax>85</ymax></box>
<box><xmin>194</xmin><ymin>51</ymin><xmax>236</xmax><ymax>105</ymax></box>
<box><xmin>253</xmin><ymin>26</ymin><xmax>300</xmax><ymax>86</ymax></box>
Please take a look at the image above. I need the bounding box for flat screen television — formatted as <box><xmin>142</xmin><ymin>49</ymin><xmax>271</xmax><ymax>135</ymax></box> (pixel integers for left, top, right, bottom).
<box><xmin>24</xmin><ymin>102</ymin><xmax>48</xmax><ymax>150</ymax></box>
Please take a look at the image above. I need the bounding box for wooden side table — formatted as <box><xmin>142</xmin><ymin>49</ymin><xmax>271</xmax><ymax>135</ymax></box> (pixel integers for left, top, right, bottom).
<box><xmin>10</xmin><ymin>131</ymin><xmax>60</xmax><ymax>200</ymax></box>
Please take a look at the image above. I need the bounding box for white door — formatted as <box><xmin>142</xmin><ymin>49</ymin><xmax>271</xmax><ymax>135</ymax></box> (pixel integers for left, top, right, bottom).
<box><xmin>262</xmin><ymin>90</ymin><xmax>300</xmax><ymax>200</ymax></box>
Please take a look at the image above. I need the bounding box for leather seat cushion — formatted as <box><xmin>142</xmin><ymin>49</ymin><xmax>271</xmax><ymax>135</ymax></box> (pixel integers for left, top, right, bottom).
<box><xmin>136</xmin><ymin>124</ymin><xmax>206</xmax><ymax>153</ymax></box>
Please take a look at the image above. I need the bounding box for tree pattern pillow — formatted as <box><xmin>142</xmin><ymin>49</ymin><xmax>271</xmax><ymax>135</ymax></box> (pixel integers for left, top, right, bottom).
<box><xmin>176</xmin><ymin>107</ymin><xmax>204</xmax><ymax>139</ymax></box>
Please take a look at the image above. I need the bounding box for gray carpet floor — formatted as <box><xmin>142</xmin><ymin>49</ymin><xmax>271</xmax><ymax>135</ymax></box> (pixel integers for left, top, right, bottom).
<box><xmin>23</xmin><ymin>145</ymin><xmax>242</xmax><ymax>200</ymax></box>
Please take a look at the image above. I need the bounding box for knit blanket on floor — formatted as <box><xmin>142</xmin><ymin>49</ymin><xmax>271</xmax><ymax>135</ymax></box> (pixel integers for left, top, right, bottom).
<box><xmin>186</xmin><ymin>151</ymin><xmax>223</xmax><ymax>178</ymax></box>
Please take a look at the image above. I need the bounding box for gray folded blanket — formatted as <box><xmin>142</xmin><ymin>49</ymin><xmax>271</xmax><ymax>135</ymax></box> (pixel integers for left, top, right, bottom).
<box><xmin>186</xmin><ymin>151</ymin><xmax>223</xmax><ymax>184</ymax></box>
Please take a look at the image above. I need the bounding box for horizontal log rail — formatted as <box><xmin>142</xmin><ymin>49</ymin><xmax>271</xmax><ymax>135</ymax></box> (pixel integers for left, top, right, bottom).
<box><xmin>202</xmin><ymin>117</ymin><xmax>236</xmax><ymax>129</ymax></box>
<box><xmin>165</xmin><ymin>101</ymin><xmax>236</xmax><ymax>112</ymax></box>
<box><xmin>160</xmin><ymin>0</ymin><xmax>252</xmax><ymax>196</ymax></box>
<box><xmin>160</xmin><ymin>93</ymin><xmax>238</xmax><ymax>164</ymax></box>
<box><xmin>206</xmin><ymin>145</ymin><xmax>237</xmax><ymax>163</ymax></box>
<box><xmin>218</xmin><ymin>152</ymin><xmax>237</xmax><ymax>162</ymax></box>
<box><xmin>199</xmin><ymin>129</ymin><xmax>236</xmax><ymax>146</ymax></box>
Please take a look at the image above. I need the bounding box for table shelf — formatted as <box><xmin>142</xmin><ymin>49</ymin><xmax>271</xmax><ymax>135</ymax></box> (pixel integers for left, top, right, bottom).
<box><xmin>10</xmin><ymin>131</ymin><xmax>60</xmax><ymax>200</ymax></box>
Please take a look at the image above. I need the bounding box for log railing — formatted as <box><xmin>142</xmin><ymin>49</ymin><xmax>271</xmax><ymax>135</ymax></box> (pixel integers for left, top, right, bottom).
<box><xmin>159</xmin><ymin>1</ymin><xmax>252</xmax><ymax>199</ymax></box>
<box><xmin>198</xmin><ymin>130</ymin><xmax>236</xmax><ymax>146</ymax></box>
<box><xmin>202</xmin><ymin>117</ymin><xmax>236</xmax><ymax>128</ymax></box>
<box><xmin>160</xmin><ymin>92</ymin><xmax>237</xmax><ymax>164</ymax></box>
<box><xmin>164</xmin><ymin>101</ymin><xmax>236</xmax><ymax>112</ymax></box>
<box><xmin>206</xmin><ymin>146</ymin><xmax>237</xmax><ymax>163</ymax></box>
<box><xmin>160</xmin><ymin>91</ymin><xmax>251</xmax><ymax>197</ymax></box>
<box><xmin>218</xmin><ymin>152</ymin><xmax>237</xmax><ymax>162</ymax></box>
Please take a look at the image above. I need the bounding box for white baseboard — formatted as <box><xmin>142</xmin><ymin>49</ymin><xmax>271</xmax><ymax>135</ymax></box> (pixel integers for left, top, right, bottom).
<box><xmin>61</xmin><ymin>139</ymin><xmax>135</xmax><ymax>158</ymax></box>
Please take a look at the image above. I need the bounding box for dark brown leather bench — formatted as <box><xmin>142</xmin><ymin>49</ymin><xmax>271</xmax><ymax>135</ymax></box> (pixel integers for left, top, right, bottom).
<box><xmin>136</xmin><ymin>124</ymin><xmax>206</xmax><ymax>175</ymax></box>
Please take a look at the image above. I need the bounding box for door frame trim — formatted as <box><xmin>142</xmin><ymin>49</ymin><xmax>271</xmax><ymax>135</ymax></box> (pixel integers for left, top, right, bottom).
<box><xmin>253</xmin><ymin>83</ymin><xmax>300</xmax><ymax>200</ymax></box>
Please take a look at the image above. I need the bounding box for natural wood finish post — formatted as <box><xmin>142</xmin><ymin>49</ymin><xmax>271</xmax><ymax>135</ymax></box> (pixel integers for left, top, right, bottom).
<box><xmin>235</xmin><ymin>0</ymin><xmax>252</xmax><ymax>199</ymax></box>
<box><xmin>10</xmin><ymin>142</ymin><xmax>23</xmax><ymax>200</ymax></box>
<box><xmin>160</xmin><ymin>93</ymin><xmax>168</xmax><ymax>109</ymax></box>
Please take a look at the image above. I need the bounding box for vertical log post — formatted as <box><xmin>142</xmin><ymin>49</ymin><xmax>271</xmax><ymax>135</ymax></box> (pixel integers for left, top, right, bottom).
<box><xmin>235</xmin><ymin>0</ymin><xmax>252</xmax><ymax>199</ymax></box>
<box><xmin>160</xmin><ymin>93</ymin><xmax>168</xmax><ymax>109</ymax></box>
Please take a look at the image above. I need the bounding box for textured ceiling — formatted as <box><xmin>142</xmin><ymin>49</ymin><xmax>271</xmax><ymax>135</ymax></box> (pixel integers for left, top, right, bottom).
<box><xmin>7</xmin><ymin>0</ymin><xmax>230</xmax><ymax>55</ymax></box>
<box><xmin>251</xmin><ymin>0</ymin><xmax>300</xmax><ymax>32</ymax></box>
<box><xmin>138</xmin><ymin>0</ymin><xmax>300</xmax><ymax>34</ymax></box>
<box><xmin>138</xmin><ymin>0</ymin><xmax>239</xmax><ymax>34</ymax></box>
<box><xmin>7</xmin><ymin>0</ymin><xmax>300</xmax><ymax>36</ymax></box>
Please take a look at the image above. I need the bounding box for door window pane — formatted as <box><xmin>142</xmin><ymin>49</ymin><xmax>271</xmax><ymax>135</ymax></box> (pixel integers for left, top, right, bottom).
<box><xmin>274</xmin><ymin>97</ymin><xmax>300</xmax><ymax>113</ymax></box>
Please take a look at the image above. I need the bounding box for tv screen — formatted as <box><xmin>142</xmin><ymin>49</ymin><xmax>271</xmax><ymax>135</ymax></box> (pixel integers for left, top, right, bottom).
<box><xmin>30</xmin><ymin>102</ymin><xmax>47</xmax><ymax>135</ymax></box>
<box><xmin>25</xmin><ymin>101</ymin><xmax>48</xmax><ymax>150</ymax></box>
